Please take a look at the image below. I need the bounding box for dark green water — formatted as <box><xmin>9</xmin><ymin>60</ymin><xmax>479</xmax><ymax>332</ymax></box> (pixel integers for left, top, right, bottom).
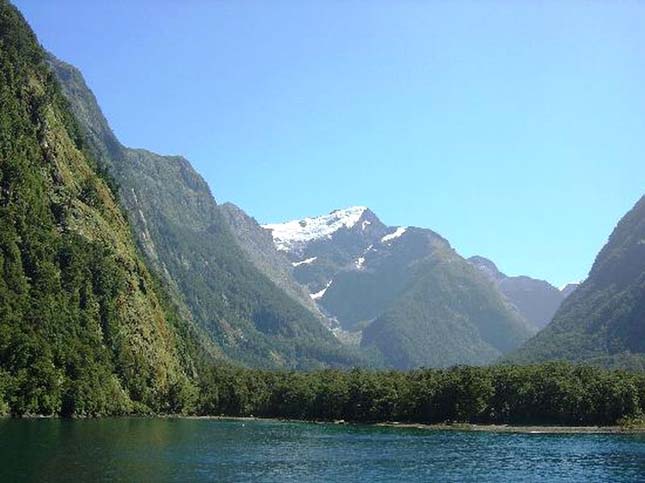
<box><xmin>1</xmin><ymin>418</ymin><xmax>644</xmax><ymax>482</ymax></box>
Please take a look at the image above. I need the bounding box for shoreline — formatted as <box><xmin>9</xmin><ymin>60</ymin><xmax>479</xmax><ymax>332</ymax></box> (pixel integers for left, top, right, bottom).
<box><xmin>7</xmin><ymin>414</ymin><xmax>645</xmax><ymax>434</ymax></box>
<box><xmin>181</xmin><ymin>416</ymin><xmax>645</xmax><ymax>434</ymax></box>
<box><xmin>374</xmin><ymin>422</ymin><xmax>645</xmax><ymax>434</ymax></box>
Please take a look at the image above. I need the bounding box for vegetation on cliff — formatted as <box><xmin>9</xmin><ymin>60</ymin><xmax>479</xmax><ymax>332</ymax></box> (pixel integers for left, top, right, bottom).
<box><xmin>0</xmin><ymin>1</ymin><xmax>201</xmax><ymax>416</ymax></box>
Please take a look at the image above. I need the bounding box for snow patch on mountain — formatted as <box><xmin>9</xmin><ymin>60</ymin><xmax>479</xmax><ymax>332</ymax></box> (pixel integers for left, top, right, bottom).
<box><xmin>263</xmin><ymin>206</ymin><xmax>368</xmax><ymax>252</ymax></box>
<box><xmin>381</xmin><ymin>226</ymin><xmax>407</xmax><ymax>244</ymax></box>
<box><xmin>292</xmin><ymin>257</ymin><xmax>317</xmax><ymax>267</ymax></box>
<box><xmin>355</xmin><ymin>257</ymin><xmax>366</xmax><ymax>269</ymax></box>
<box><xmin>310</xmin><ymin>280</ymin><xmax>333</xmax><ymax>300</ymax></box>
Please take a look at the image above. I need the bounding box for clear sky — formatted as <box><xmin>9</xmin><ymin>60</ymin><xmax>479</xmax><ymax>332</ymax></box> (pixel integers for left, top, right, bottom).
<box><xmin>14</xmin><ymin>0</ymin><xmax>645</xmax><ymax>287</ymax></box>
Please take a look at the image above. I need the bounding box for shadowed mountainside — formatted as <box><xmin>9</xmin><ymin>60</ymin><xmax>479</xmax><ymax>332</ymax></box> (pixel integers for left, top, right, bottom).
<box><xmin>510</xmin><ymin>195</ymin><xmax>645</xmax><ymax>368</ymax></box>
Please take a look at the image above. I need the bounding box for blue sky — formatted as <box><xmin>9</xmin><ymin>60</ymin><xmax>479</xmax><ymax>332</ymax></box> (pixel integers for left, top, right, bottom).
<box><xmin>14</xmin><ymin>0</ymin><xmax>645</xmax><ymax>287</ymax></box>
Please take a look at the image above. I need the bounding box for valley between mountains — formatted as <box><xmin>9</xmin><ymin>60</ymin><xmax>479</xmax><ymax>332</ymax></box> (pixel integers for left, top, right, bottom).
<box><xmin>1</xmin><ymin>0</ymin><xmax>645</xmax><ymax>421</ymax></box>
<box><xmin>49</xmin><ymin>43</ymin><xmax>642</xmax><ymax>373</ymax></box>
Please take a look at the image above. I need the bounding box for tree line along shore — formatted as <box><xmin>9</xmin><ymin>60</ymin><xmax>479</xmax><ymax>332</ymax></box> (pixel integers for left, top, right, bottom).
<box><xmin>5</xmin><ymin>362</ymin><xmax>645</xmax><ymax>428</ymax></box>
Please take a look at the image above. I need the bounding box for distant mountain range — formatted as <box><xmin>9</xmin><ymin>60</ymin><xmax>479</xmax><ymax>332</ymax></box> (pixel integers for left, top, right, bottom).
<box><xmin>261</xmin><ymin>207</ymin><xmax>536</xmax><ymax>368</ymax></box>
<box><xmin>3</xmin><ymin>0</ymin><xmax>645</xmax><ymax>422</ymax></box>
<box><xmin>218</xmin><ymin>202</ymin><xmax>324</xmax><ymax>318</ymax></box>
<box><xmin>467</xmin><ymin>256</ymin><xmax>577</xmax><ymax>329</ymax></box>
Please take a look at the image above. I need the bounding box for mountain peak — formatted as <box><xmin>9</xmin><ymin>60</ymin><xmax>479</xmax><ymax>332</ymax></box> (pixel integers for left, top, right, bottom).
<box><xmin>468</xmin><ymin>255</ymin><xmax>506</xmax><ymax>281</ymax></box>
<box><xmin>332</xmin><ymin>205</ymin><xmax>368</xmax><ymax>216</ymax></box>
<box><xmin>263</xmin><ymin>206</ymin><xmax>377</xmax><ymax>252</ymax></box>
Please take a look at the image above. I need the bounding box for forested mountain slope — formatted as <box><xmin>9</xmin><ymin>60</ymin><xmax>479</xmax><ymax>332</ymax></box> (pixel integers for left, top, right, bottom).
<box><xmin>0</xmin><ymin>1</ymin><xmax>202</xmax><ymax>416</ymax></box>
<box><xmin>358</xmin><ymin>231</ymin><xmax>535</xmax><ymax>368</ymax></box>
<box><xmin>48</xmin><ymin>53</ymin><xmax>359</xmax><ymax>370</ymax></box>
<box><xmin>510</xmin><ymin>195</ymin><xmax>645</xmax><ymax>367</ymax></box>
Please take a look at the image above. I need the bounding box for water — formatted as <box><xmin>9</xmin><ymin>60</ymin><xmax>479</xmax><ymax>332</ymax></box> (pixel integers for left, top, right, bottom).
<box><xmin>1</xmin><ymin>418</ymin><xmax>644</xmax><ymax>482</ymax></box>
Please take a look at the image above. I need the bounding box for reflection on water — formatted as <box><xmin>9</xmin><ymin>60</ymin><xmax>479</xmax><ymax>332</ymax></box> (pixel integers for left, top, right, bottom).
<box><xmin>0</xmin><ymin>418</ymin><xmax>644</xmax><ymax>482</ymax></box>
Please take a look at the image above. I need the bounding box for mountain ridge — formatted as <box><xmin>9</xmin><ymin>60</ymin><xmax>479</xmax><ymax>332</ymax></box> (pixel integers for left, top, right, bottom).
<box><xmin>468</xmin><ymin>255</ymin><xmax>577</xmax><ymax>329</ymax></box>
<box><xmin>509</xmin><ymin>195</ymin><xmax>645</xmax><ymax>367</ymax></box>
<box><xmin>218</xmin><ymin>201</ymin><xmax>323</xmax><ymax>317</ymax></box>
<box><xmin>48</xmin><ymin>53</ymin><xmax>362</xmax><ymax>370</ymax></box>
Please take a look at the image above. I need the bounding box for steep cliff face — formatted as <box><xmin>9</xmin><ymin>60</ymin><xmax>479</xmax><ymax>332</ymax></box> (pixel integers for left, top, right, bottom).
<box><xmin>0</xmin><ymin>1</ymin><xmax>200</xmax><ymax>416</ymax></box>
<box><xmin>48</xmin><ymin>55</ymin><xmax>360</xmax><ymax>370</ymax></box>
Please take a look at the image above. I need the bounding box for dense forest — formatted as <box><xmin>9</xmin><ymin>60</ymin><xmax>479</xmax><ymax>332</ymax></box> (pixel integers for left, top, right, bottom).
<box><xmin>193</xmin><ymin>362</ymin><xmax>645</xmax><ymax>427</ymax></box>
<box><xmin>4</xmin><ymin>358</ymin><xmax>643</xmax><ymax>427</ymax></box>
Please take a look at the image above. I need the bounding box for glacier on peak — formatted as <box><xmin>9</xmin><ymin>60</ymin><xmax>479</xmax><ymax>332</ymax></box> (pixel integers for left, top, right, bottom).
<box><xmin>263</xmin><ymin>206</ymin><xmax>368</xmax><ymax>252</ymax></box>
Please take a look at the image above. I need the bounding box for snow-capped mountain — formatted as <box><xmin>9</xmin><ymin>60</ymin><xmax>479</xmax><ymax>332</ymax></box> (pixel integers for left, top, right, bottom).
<box><xmin>263</xmin><ymin>206</ymin><xmax>374</xmax><ymax>254</ymax></box>
<box><xmin>263</xmin><ymin>207</ymin><xmax>390</xmax><ymax>294</ymax></box>
<box><xmin>261</xmin><ymin>206</ymin><xmax>534</xmax><ymax>369</ymax></box>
